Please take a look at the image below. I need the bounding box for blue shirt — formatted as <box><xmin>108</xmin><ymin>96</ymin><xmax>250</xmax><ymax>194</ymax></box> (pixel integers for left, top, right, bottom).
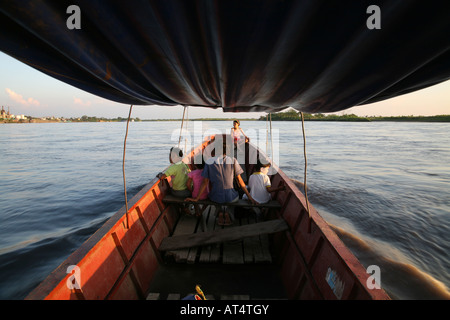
<box><xmin>202</xmin><ymin>155</ymin><xmax>244</xmax><ymax>203</ymax></box>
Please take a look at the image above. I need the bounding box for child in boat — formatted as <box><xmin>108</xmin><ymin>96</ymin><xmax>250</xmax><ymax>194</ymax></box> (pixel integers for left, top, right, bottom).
<box><xmin>230</xmin><ymin>119</ymin><xmax>249</xmax><ymax>144</ymax></box>
<box><xmin>157</xmin><ymin>147</ymin><xmax>191</xmax><ymax>198</ymax></box>
<box><xmin>244</xmin><ymin>158</ymin><xmax>285</xmax><ymax>215</ymax></box>
<box><xmin>186</xmin><ymin>154</ymin><xmax>209</xmax><ymax>216</ymax></box>
<box><xmin>230</xmin><ymin>119</ymin><xmax>249</xmax><ymax>163</ymax></box>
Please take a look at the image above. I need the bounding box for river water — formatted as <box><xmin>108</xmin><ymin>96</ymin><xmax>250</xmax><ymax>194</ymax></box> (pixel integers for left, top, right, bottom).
<box><xmin>0</xmin><ymin>120</ymin><xmax>449</xmax><ymax>299</ymax></box>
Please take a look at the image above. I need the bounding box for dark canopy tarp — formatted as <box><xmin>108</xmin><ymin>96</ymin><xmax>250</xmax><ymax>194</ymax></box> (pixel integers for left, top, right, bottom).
<box><xmin>1</xmin><ymin>0</ymin><xmax>449</xmax><ymax>113</ymax></box>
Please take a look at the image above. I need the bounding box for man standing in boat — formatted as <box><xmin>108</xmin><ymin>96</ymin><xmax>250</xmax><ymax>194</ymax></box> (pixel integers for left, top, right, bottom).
<box><xmin>186</xmin><ymin>136</ymin><xmax>256</xmax><ymax>226</ymax></box>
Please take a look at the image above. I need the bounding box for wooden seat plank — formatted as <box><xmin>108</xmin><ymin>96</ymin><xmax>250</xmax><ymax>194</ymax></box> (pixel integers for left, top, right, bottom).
<box><xmin>165</xmin><ymin>214</ymin><xmax>199</xmax><ymax>262</ymax></box>
<box><xmin>223</xmin><ymin>217</ymin><xmax>244</xmax><ymax>264</ymax></box>
<box><xmin>251</xmin><ymin>215</ymin><xmax>272</xmax><ymax>263</ymax></box>
<box><xmin>159</xmin><ymin>219</ymin><xmax>288</xmax><ymax>251</ymax></box>
<box><xmin>199</xmin><ymin>206</ymin><xmax>221</xmax><ymax>263</ymax></box>
<box><xmin>241</xmin><ymin>217</ymin><xmax>255</xmax><ymax>263</ymax></box>
<box><xmin>245</xmin><ymin>215</ymin><xmax>265</xmax><ymax>263</ymax></box>
<box><xmin>162</xmin><ymin>195</ymin><xmax>281</xmax><ymax>209</ymax></box>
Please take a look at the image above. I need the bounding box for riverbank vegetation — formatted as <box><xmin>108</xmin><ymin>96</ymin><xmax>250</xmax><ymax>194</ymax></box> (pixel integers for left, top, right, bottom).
<box><xmin>258</xmin><ymin>110</ymin><xmax>450</xmax><ymax>122</ymax></box>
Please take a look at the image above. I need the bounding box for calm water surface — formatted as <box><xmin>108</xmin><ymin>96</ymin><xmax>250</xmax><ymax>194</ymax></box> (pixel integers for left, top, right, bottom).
<box><xmin>0</xmin><ymin>121</ymin><xmax>449</xmax><ymax>299</ymax></box>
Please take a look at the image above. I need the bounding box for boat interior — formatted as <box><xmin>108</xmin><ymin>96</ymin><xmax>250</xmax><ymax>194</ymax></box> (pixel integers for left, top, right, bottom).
<box><xmin>142</xmin><ymin>135</ymin><xmax>292</xmax><ymax>300</ymax></box>
<box><xmin>26</xmin><ymin>135</ymin><xmax>389</xmax><ymax>300</ymax></box>
<box><xmin>147</xmin><ymin>205</ymin><xmax>289</xmax><ymax>300</ymax></box>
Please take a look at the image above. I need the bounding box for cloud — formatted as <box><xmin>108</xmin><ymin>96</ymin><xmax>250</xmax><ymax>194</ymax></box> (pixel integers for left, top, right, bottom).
<box><xmin>73</xmin><ymin>97</ymin><xmax>92</xmax><ymax>107</ymax></box>
<box><xmin>5</xmin><ymin>88</ymin><xmax>40</xmax><ymax>106</ymax></box>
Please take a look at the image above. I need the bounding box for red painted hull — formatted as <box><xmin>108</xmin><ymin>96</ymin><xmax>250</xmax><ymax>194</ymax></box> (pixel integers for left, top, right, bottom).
<box><xmin>26</xmin><ymin>136</ymin><xmax>389</xmax><ymax>300</ymax></box>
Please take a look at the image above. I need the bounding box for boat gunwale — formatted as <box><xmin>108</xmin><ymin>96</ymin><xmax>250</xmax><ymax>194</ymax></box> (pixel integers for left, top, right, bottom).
<box><xmin>274</xmin><ymin>168</ymin><xmax>390</xmax><ymax>300</ymax></box>
<box><xmin>25</xmin><ymin>177</ymin><xmax>162</xmax><ymax>300</ymax></box>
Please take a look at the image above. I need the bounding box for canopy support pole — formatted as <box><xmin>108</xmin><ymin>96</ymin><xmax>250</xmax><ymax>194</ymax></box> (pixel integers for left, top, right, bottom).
<box><xmin>123</xmin><ymin>105</ymin><xmax>133</xmax><ymax>229</ymax></box>
<box><xmin>178</xmin><ymin>106</ymin><xmax>188</xmax><ymax>150</ymax></box>
<box><xmin>300</xmin><ymin>112</ymin><xmax>311</xmax><ymax>233</ymax></box>
<box><xmin>266</xmin><ymin>113</ymin><xmax>274</xmax><ymax>163</ymax></box>
<box><xmin>270</xmin><ymin>113</ymin><xmax>274</xmax><ymax>164</ymax></box>
<box><xmin>266</xmin><ymin>114</ymin><xmax>269</xmax><ymax>153</ymax></box>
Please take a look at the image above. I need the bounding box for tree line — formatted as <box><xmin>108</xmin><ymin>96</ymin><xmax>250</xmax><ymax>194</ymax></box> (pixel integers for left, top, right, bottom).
<box><xmin>258</xmin><ymin>110</ymin><xmax>450</xmax><ymax>122</ymax></box>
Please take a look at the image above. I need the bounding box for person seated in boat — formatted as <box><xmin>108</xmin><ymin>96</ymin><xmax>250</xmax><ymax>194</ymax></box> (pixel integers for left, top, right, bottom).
<box><xmin>186</xmin><ymin>138</ymin><xmax>256</xmax><ymax>226</ymax></box>
<box><xmin>243</xmin><ymin>158</ymin><xmax>285</xmax><ymax>216</ymax></box>
<box><xmin>186</xmin><ymin>154</ymin><xmax>209</xmax><ymax>216</ymax></box>
<box><xmin>157</xmin><ymin>147</ymin><xmax>191</xmax><ymax>198</ymax></box>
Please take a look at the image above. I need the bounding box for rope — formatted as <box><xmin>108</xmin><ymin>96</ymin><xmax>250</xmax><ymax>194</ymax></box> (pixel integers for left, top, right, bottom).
<box><xmin>269</xmin><ymin>113</ymin><xmax>274</xmax><ymax>164</ymax></box>
<box><xmin>265</xmin><ymin>113</ymin><xmax>274</xmax><ymax>162</ymax></box>
<box><xmin>178</xmin><ymin>106</ymin><xmax>187</xmax><ymax>149</ymax></box>
<box><xmin>300</xmin><ymin>111</ymin><xmax>312</xmax><ymax>233</ymax></box>
<box><xmin>185</xmin><ymin>106</ymin><xmax>189</xmax><ymax>152</ymax></box>
<box><xmin>266</xmin><ymin>114</ymin><xmax>269</xmax><ymax>153</ymax></box>
<box><xmin>123</xmin><ymin>105</ymin><xmax>133</xmax><ymax>229</ymax></box>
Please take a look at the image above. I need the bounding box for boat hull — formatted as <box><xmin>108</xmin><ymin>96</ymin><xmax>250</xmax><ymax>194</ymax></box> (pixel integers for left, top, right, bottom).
<box><xmin>26</xmin><ymin>135</ymin><xmax>389</xmax><ymax>300</ymax></box>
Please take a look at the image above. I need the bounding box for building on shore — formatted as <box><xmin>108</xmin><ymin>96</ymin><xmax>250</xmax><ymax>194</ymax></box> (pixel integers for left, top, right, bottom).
<box><xmin>1</xmin><ymin>106</ymin><xmax>27</xmax><ymax>122</ymax></box>
<box><xmin>1</xmin><ymin>106</ymin><xmax>11</xmax><ymax>119</ymax></box>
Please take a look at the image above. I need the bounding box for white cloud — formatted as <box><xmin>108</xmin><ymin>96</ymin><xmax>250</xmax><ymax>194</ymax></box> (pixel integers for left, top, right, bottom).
<box><xmin>73</xmin><ymin>97</ymin><xmax>92</xmax><ymax>107</ymax></box>
<box><xmin>5</xmin><ymin>88</ymin><xmax>40</xmax><ymax>106</ymax></box>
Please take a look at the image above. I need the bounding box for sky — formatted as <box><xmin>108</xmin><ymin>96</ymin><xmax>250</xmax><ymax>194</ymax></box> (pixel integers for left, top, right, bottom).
<box><xmin>1</xmin><ymin>51</ymin><xmax>449</xmax><ymax>119</ymax></box>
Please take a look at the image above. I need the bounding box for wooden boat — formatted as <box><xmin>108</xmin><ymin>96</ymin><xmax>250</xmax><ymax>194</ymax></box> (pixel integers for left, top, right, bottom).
<box><xmin>26</xmin><ymin>134</ymin><xmax>390</xmax><ymax>300</ymax></box>
<box><xmin>3</xmin><ymin>1</ymin><xmax>448</xmax><ymax>301</ymax></box>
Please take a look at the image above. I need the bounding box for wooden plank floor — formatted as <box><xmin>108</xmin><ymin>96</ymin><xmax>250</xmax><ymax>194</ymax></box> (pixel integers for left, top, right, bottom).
<box><xmin>164</xmin><ymin>205</ymin><xmax>273</xmax><ymax>264</ymax></box>
<box><xmin>146</xmin><ymin>292</ymin><xmax>257</xmax><ymax>300</ymax></box>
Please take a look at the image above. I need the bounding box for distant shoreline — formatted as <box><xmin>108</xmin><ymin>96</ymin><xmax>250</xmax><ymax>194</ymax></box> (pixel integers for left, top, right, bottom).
<box><xmin>145</xmin><ymin>115</ymin><xmax>450</xmax><ymax>122</ymax></box>
<box><xmin>257</xmin><ymin>111</ymin><xmax>450</xmax><ymax>122</ymax></box>
<box><xmin>2</xmin><ymin>114</ymin><xmax>450</xmax><ymax>123</ymax></box>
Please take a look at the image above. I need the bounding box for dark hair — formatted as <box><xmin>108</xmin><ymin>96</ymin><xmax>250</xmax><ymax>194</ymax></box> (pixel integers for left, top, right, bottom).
<box><xmin>169</xmin><ymin>147</ymin><xmax>183</xmax><ymax>163</ymax></box>
<box><xmin>255</xmin><ymin>158</ymin><xmax>271</xmax><ymax>171</ymax></box>
<box><xmin>193</xmin><ymin>154</ymin><xmax>205</xmax><ymax>169</ymax></box>
<box><xmin>206</xmin><ymin>136</ymin><xmax>231</xmax><ymax>158</ymax></box>
<box><xmin>170</xmin><ymin>147</ymin><xmax>183</xmax><ymax>158</ymax></box>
